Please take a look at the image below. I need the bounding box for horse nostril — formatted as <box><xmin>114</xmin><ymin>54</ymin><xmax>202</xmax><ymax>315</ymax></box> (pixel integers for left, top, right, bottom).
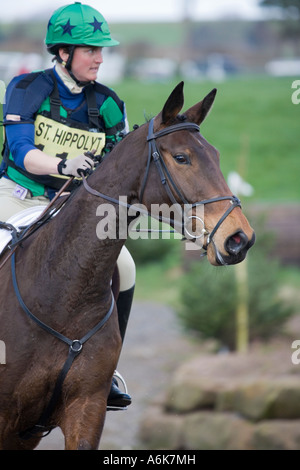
<box><xmin>226</xmin><ymin>231</ymin><xmax>248</xmax><ymax>255</ymax></box>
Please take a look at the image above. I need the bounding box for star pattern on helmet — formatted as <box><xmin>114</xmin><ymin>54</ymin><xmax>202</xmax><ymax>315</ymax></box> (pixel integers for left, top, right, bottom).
<box><xmin>89</xmin><ymin>16</ymin><xmax>103</xmax><ymax>33</ymax></box>
<box><xmin>61</xmin><ymin>19</ymin><xmax>76</xmax><ymax>36</ymax></box>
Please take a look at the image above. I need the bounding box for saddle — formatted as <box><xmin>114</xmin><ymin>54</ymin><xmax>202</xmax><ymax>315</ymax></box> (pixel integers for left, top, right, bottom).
<box><xmin>0</xmin><ymin>206</ymin><xmax>48</xmax><ymax>256</ymax></box>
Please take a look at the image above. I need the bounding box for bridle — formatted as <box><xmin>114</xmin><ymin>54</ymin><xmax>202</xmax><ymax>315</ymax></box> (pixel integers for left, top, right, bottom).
<box><xmin>146</xmin><ymin>119</ymin><xmax>241</xmax><ymax>246</ymax></box>
<box><xmin>82</xmin><ymin>117</ymin><xmax>241</xmax><ymax>263</ymax></box>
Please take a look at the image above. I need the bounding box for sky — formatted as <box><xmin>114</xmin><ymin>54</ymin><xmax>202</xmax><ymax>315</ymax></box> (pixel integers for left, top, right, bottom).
<box><xmin>0</xmin><ymin>0</ymin><xmax>279</xmax><ymax>23</ymax></box>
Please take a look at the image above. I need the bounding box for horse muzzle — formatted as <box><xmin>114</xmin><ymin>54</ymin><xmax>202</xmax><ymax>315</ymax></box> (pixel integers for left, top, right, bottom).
<box><xmin>211</xmin><ymin>230</ymin><xmax>256</xmax><ymax>266</ymax></box>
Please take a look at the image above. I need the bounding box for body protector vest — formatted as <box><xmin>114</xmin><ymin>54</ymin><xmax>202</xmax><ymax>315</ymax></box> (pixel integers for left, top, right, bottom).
<box><xmin>2</xmin><ymin>69</ymin><xmax>125</xmax><ymax>196</ymax></box>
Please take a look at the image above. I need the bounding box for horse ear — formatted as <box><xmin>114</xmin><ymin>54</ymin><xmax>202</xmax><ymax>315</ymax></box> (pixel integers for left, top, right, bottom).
<box><xmin>185</xmin><ymin>88</ymin><xmax>217</xmax><ymax>125</ymax></box>
<box><xmin>160</xmin><ymin>81</ymin><xmax>185</xmax><ymax>124</ymax></box>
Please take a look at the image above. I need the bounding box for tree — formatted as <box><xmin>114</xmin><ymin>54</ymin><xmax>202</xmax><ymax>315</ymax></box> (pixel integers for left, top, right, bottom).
<box><xmin>260</xmin><ymin>0</ymin><xmax>300</xmax><ymax>17</ymax></box>
<box><xmin>260</xmin><ymin>0</ymin><xmax>300</xmax><ymax>54</ymax></box>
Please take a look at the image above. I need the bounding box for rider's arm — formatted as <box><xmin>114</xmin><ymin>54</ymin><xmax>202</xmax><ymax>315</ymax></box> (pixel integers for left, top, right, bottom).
<box><xmin>24</xmin><ymin>149</ymin><xmax>61</xmax><ymax>175</ymax></box>
<box><xmin>4</xmin><ymin>117</ymin><xmax>61</xmax><ymax>175</ymax></box>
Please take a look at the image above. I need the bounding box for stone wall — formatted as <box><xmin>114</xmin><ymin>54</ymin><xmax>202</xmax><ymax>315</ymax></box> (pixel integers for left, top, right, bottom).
<box><xmin>139</xmin><ymin>345</ymin><xmax>300</xmax><ymax>450</ymax></box>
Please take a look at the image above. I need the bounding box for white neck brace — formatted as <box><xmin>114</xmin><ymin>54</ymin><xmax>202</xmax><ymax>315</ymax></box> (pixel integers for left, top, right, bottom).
<box><xmin>55</xmin><ymin>63</ymin><xmax>84</xmax><ymax>94</ymax></box>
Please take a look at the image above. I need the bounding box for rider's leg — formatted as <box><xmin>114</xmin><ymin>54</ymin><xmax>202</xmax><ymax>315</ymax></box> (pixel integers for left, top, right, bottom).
<box><xmin>0</xmin><ymin>178</ymin><xmax>48</xmax><ymax>221</ymax></box>
<box><xmin>107</xmin><ymin>246</ymin><xmax>136</xmax><ymax>408</ymax></box>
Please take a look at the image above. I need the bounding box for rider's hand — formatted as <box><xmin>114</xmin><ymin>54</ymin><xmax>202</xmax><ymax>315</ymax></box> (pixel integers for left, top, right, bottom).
<box><xmin>57</xmin><ymin>154</ymin><xmax>94</xmax><ymax>177</ymax></box>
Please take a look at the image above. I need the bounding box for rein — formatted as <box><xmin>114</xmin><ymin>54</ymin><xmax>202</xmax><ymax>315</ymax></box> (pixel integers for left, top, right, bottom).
<box><xmin>8</xmin><ymin>184</ymin><xmax>115</xmax><ymax>438</ymax></box>
<box><xmin>12</xmin><ymin>246</ymin><xmax>114</xmax><ymax>439</ymax></box>
<box><xmin>82</xmin><ymin>118</ymin><xmax>241</xmax><ymax>261</ymax></box>
<box><xmin>11</xmin><ymin>232</ymin><xmax>114</xmax><ymax>439</ymax></box>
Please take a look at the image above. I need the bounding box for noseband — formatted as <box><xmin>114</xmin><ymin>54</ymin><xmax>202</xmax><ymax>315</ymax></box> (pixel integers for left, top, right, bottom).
<box><xmin>82</xmin><ymin>118</ymin><xmax>241</xmax><ymax>261</ymax></box>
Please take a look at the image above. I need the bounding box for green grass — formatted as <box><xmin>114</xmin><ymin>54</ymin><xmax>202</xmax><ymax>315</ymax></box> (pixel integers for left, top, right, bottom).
<box><xmin>1</xmin><ymin>75</ymin><xmax>298</xmax><ymax>202</ymax></box>
<box><xmin>130</xmin><ymin>241</ymin><xmax>183</xmax><ymax>305</ymax></box>
<box><xmin>115</xmin><ymin>75</ymin><xmax>299</xmax><ymax>203</ymax></box>
<box><xmin>112</xmin><ymin>22</ymin><xmax>185</xmax><ymax>47</ymax></box>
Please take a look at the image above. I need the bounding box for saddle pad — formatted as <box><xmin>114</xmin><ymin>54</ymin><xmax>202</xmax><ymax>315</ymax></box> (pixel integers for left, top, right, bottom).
<box><xmin>0</xmin><ymin>206</ymin><xmax>47</xmax><ymax>255</ymax></box>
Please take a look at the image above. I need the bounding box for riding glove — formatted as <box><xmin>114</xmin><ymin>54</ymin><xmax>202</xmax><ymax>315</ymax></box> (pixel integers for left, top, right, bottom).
<box><xmin>57</xmin><ymin>153</ymin><xmax>94</xmax><ymax>177</ymax></box>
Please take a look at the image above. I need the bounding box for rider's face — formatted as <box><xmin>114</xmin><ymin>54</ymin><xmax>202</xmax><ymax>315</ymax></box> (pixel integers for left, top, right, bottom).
<box><xmin>60</xmin><ymin>46</ymin><xmax>103</xmax><ymax>82</ymax></box>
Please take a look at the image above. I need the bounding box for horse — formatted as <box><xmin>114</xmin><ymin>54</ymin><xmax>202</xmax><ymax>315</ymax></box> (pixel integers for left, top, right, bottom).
<box><xmin>0</xmin><ymin>82</ymin><xmax>255</xmax><ymax>450</ymax></box>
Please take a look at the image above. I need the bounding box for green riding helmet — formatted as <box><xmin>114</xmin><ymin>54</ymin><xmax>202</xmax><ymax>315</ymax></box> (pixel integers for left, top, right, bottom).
<box><xmin>45</xmin><ymin>2</ymin><xmax>119</xmax><ymax>48</ymax></box>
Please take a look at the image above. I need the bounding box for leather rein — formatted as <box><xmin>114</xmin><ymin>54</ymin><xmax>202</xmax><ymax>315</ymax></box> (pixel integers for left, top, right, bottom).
<box><xmin>9</xmin><ymin>189</ymin><xmax>115</xmax><ymax>440</ymax></box>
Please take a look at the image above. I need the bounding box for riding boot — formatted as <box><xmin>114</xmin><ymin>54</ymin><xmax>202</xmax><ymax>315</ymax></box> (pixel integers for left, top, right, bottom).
<box><xmin>107</xmin><ymin>285</ymin><xmax>135</xmax><ymax>408</ymax></box>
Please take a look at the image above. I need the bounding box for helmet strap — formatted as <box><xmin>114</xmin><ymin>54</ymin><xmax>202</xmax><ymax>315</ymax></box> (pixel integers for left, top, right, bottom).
<box><xmin>59</xmin><ymin>45</ymin><xmax>92</xmax><ymax>88</ymax></box>
<box><xmin>64</xmin><ymin>45</ymin><xmax>75</xmax><ymax>72</ymax></box>
<box><xmin>67</xmin><ymin>69</ymin><xmax>91</xmax><ymax>88</ymax></box>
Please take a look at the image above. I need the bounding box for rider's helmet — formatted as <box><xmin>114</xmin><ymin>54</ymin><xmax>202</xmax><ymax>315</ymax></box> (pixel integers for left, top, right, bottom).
<box><xmin>45</xmin><ymin>2</ymin><xmax>119</xmax><ymax>84</ymax></box>
<box><xmin>46</xmin><ymin>2</ymin><xmax>119</xmax><ymax>49</ymax></box>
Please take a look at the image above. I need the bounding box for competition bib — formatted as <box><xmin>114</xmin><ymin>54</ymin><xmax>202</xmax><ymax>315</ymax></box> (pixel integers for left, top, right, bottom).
<box><xmin>35</xmin><ymin>114</ymin><xmax>105</xmax><ymax>160</ymax></box>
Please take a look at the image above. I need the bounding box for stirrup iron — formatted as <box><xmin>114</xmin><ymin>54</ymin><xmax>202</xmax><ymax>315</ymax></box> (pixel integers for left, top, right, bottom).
<box><xmin>106</xmin><ymin>370</ymin><xmax>129</xmax><ymax>412</ymax></box>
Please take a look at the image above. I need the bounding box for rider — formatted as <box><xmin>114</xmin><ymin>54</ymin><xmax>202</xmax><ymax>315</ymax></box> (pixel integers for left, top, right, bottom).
<box><xmin>0</xmin><ymin>2</ymin><xmax>135</xmax><ymax>409</ymax></box>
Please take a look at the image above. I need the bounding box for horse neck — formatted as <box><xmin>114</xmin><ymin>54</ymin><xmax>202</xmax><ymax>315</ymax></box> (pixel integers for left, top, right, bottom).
<box><xmin>24</xmin><ymin>126</ymin><xmax>148</xmax><ymax>297</ymax></box>
<box><xmin>91</xmin><ymin>126</ymin><xmax>148</xmax><ymax>202</ymax></box>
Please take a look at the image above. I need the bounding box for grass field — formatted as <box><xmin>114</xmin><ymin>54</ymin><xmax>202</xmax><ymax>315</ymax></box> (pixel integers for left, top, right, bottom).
<box><xmin>0</xmin><ymin>74</ymin><xmax>299</xmax><ymax>302</ymax></box>
<box><xmin>0</xmin><ymin>75</ymin><xmax>298</xmax><ymax>202</ymax></box>
<box><xmin>115</xmin><ymin>75</ymin><xmax>299</xmax><ymax>203</ymax></box>
<box><xmin>112</xmin><ymin>75</ymin><xmax>300</xmax><ymax>302</ymax></box>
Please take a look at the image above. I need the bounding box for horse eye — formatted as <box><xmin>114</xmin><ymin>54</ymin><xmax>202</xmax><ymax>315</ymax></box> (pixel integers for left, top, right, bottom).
<box><xmin>173</xmin><ymin>154</ymin><xmax>189</xmax><ymax>165</ymax></box>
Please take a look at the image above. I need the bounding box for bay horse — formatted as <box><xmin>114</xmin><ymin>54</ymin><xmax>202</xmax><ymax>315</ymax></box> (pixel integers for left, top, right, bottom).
<box><xmin>0</xmin><ymin>82</ymin><xmax>255</xmax><ymax>450</ymax></box>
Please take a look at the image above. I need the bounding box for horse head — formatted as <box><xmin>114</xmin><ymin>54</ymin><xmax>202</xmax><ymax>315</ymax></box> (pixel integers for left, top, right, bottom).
<box><xmin>144</xmin><ymin>81</ymin><xmax>255</xmax><ymax>266</ymax></box>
